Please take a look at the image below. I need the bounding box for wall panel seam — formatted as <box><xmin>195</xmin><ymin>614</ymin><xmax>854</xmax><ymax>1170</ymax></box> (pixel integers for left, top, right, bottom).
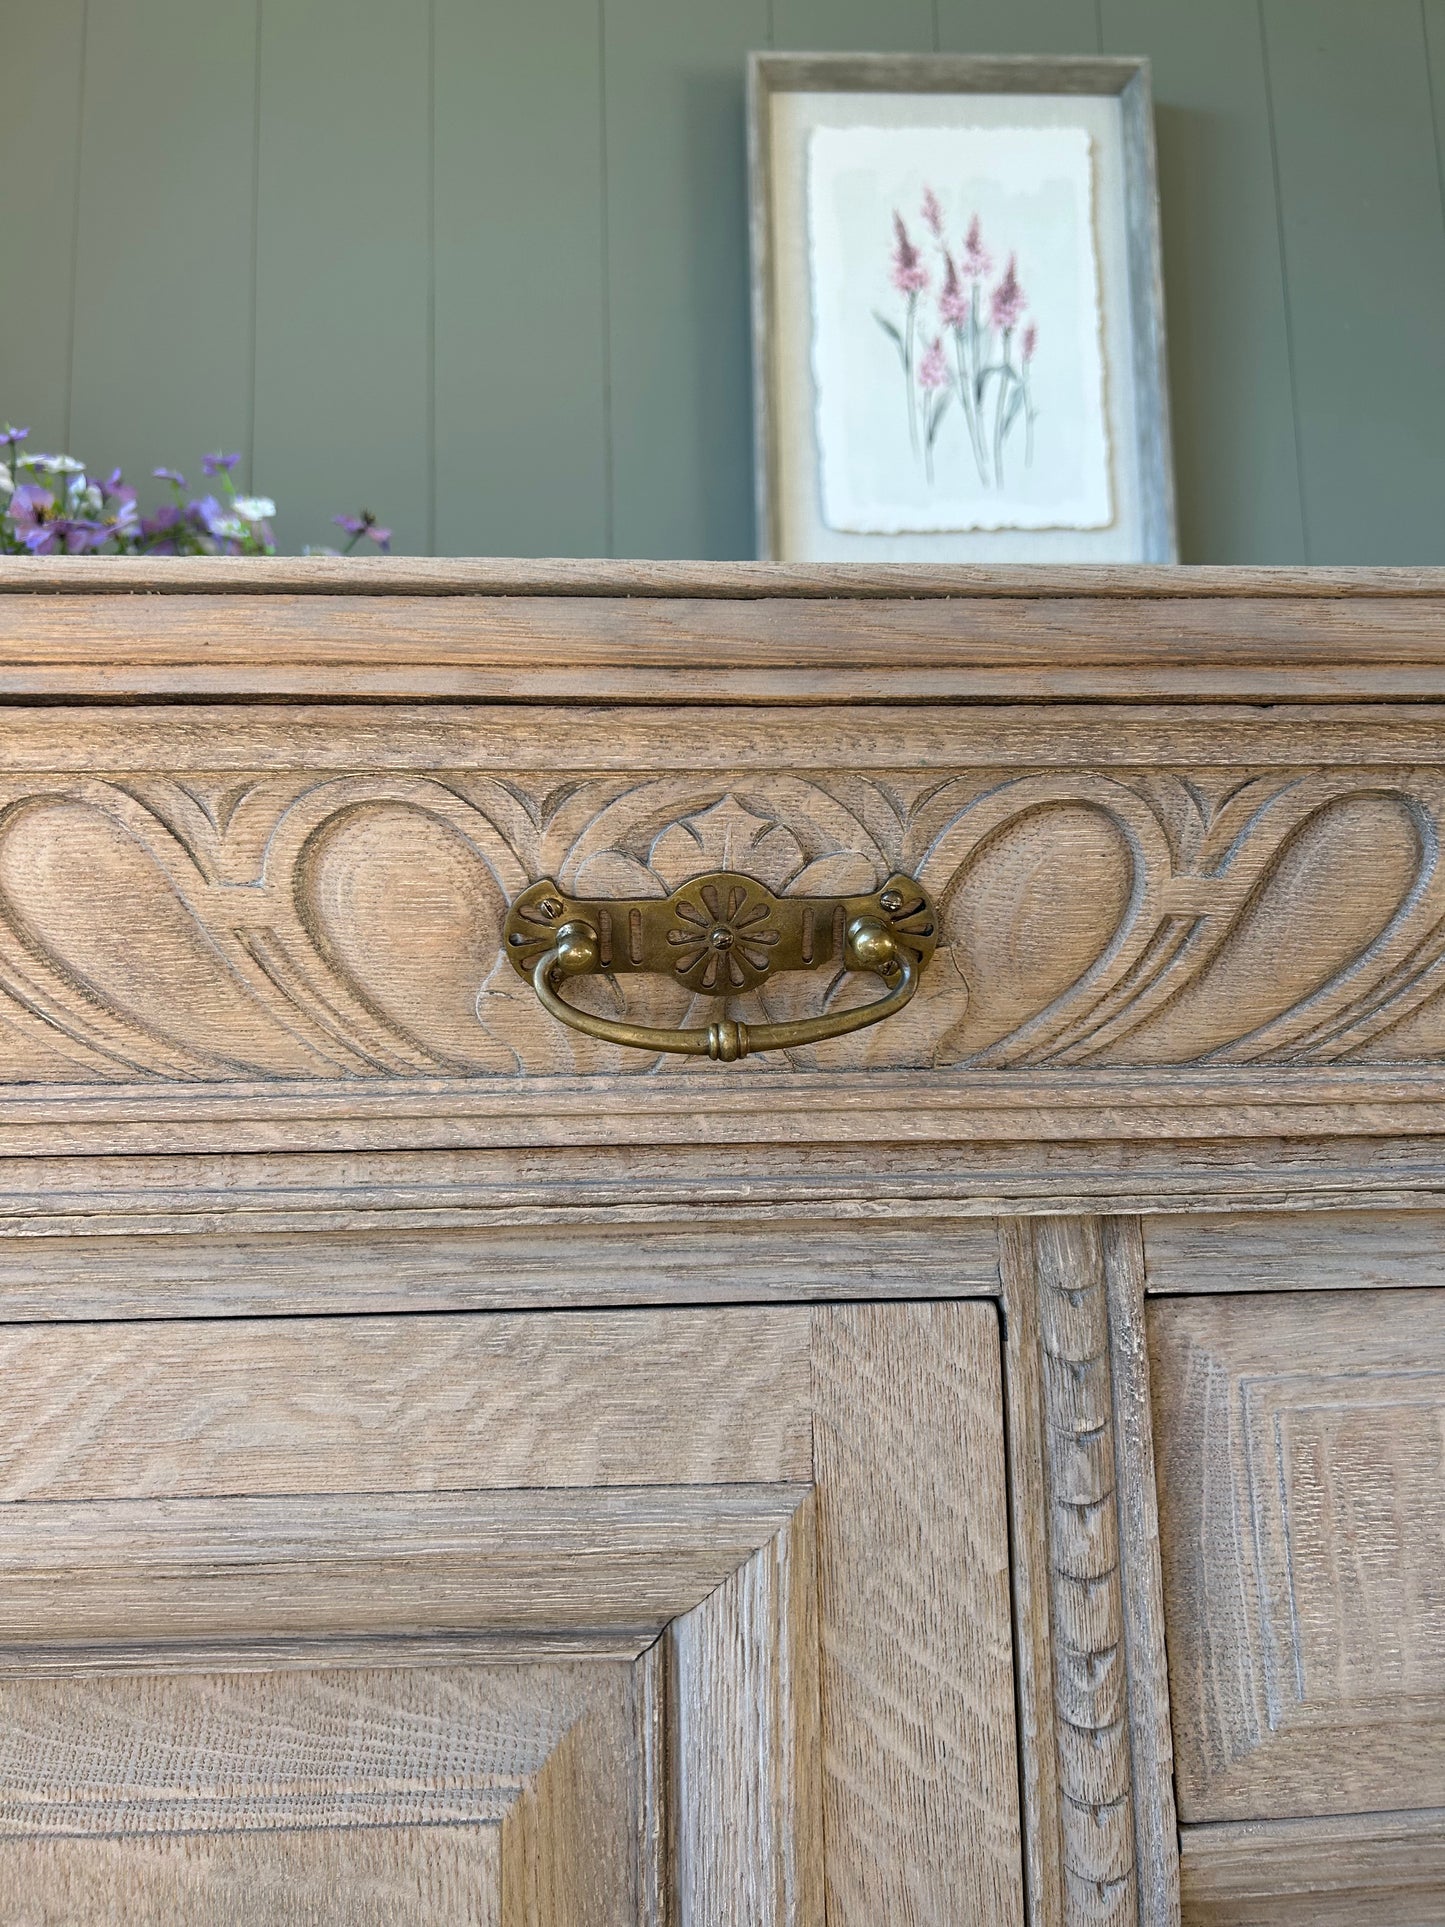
<box><xmin>1255</xmin><ymin>0</ymin><xmax>1311</xmax><ymax>564</ymax></box>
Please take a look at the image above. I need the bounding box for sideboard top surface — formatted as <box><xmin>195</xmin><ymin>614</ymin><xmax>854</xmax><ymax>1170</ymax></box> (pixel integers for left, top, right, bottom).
<box><xmin>2</xmin><ymin>560</ymin><xmax>1445</xmax><ymax>703</ymax></box>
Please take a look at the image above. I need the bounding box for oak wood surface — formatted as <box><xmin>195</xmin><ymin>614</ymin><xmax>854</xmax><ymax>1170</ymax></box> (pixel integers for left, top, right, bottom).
<box><xmin>1146</xmin><ymin>1208</ymin><xmax>1445</xmax><ymax>1292</ymax></box>
<box><xmin>1179</xmin><ymin>1809</ymin><xmax>1445</xmax><ymax>1927</ymax></box>
<box><xmin>1150</xmin><ymin>1288</ymin><xmax>1445</xmax><ymax>1822</ymax></box>
<box><xmin>0</xmin><ymin>1308</ymin><xmax>811</xmax><ymax>1500</ymax></box>
<box><xmin>811</xmin><ymin>1301</ymin><xmax>1024</xmax><ymax>1927</ymax></box>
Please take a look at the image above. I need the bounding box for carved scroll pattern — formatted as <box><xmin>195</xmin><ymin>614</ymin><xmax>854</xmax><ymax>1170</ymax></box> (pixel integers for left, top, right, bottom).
<box><xmin>1035</xmin><ymin>1217</ymin><xmax>1136</xmax><ymax>1927</ymax></box>
<box><xmin>1</xmin><ymin>767</ymin><xmax>1444</xmax><ymax>1079</ymax></box>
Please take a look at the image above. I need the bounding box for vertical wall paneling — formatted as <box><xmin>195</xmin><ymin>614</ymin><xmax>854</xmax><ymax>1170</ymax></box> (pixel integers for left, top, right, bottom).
<box><xmin>68</xmin><ymin>1</ymin><xmax>258</xmax><ymax>489</ymax></box>
<box><xmin>603</xmin><ymin>0</ymin><xmax>770</xmax><ymax>558</ymax></box>
<box><xmin>1425</xmin><ymin>3</ymin><xmax>1445</xmax><ymax>243</ymax></box>
<box><xmin>0</xmin><ymin>2</ymin><xmax>87</xmax><ymax>454</ymax></box>
<box><xmin>1101</xmin><ymin>0</ymin><xmax>1304</xmax><ymax>561</ymax></box>
<box><xmin>1261</xmin><ymin>0</ymin><xmax>1445</xmax><ymax>563</ymax></box>
<box><xmin>433</xmin><ymin>0</ymin><xmax>610</xmax><ymax>558</ymax></box>
<box><xmin>9</xmin><ymin>0</ymin><xmax>1445</xmax><ymax>563</ymax></box>
<box><xmin>935</xmin><ymin>1</ymin><xmax>1100</xmax><ymax>57</ymax></box>
<box><xmin>771</xmin><ymin>0</ymin><xmax>937</xmax><ymax>54</ymax></box>
<box><xmin>253</xmin><ymin>0</ymin><xmax>433</xmax><ymax>555</ymax></box>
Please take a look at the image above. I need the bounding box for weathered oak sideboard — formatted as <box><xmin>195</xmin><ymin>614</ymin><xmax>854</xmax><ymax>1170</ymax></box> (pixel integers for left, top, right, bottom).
<box><xmin>0</xmin><ymin>559</ymin><xmax>1442</xmax><ymax>1927</ymax></box>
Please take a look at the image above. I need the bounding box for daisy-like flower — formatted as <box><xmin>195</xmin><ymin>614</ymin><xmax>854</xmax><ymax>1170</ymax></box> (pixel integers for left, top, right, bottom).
<box><xmin>938</xmin><ymin>250</ymin><xmax>968</xmax><ymax>329</ymax></box>
<box><xmin>889</xmin><ymin>212</ymin><xmax>929</xmax><ymax>295</ymax></box>
<box><xmin>153</xmin><ymin>467</ymin><xmax>187</xmax><ymax>489</ymax></box>
<box><xmin>232</xmin><ymin>496</ymin><xmax>277</xmax><ymax>523</ymax></box>
<box><xmin>333</xmin><ymin>509</ymin><xmax>392</xmax><ymax>552</ymax></box>
<box><xmin>202</xmin><ymin>451</ymin><xmax>242</xmax><ymax>477</ymax></box>
<box><xmin>918</xmin><ymin>335</ymin><xmax>949</xmax><ymax>390</ymax></box>
<box><xmin>920</xmin><ymin>184</ymin><xmax>945</xmax><ymax>239</ymax></box>
<box><xmin>989</xmin><ymin>253</ymin><xmax>1026</xmax><ymax>332</ymax></box>
<box><xmin>960</xmin><ymin>214</ymin><xmax>993</xmax><ymax>283</ymax></box>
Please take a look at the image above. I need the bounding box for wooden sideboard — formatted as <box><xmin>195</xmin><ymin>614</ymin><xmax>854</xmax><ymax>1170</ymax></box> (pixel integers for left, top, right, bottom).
<box><xmin>1</xmin><ymin>559</ymin><xmax>1443</xmax><ymax>1927</ymax></box>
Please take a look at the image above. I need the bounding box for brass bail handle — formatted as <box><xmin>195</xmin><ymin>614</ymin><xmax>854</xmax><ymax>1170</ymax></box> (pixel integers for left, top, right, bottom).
<box><xmin>500</xmin><ymin>869</ymin><xmax>939</xmax><ymax>1063</ymax></box>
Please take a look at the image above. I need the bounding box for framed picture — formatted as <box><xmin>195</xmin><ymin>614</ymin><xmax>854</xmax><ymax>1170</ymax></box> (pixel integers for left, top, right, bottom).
<box><xmin>747</xmin><ymin>54</ymin><xmax>1176</xmax><ymax>563</ymax></box>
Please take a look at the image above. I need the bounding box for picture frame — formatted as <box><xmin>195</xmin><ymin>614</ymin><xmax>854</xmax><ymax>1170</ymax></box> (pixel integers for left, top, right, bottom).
<box><xmin>747</xmin><ymin>54</ymin><xmax>1176</xmax><ymax>563</ymax></box>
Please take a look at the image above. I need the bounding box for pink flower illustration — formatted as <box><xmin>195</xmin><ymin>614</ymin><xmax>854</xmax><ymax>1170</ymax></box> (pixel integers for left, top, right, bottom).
<box><xmin>918</xmin><ymin>335</ymin><xmax>949</xmax><ymax>389</ymax></box>
<box><xmin>1022</xmin><ymin>321</ymin><xmax>1038</xmax><ymax>363</ymax></box>
<box><xmin>960</xmin><ymin>214</ymin><xmax>993</xmax><ymax>282</ymax></box>
<box><xmin>889</xmin><ymin>212</ymin><xmax>929</xmax><ymax>294</ymax></box>
<box><xmin>921</xmin><ymin>184</ymin><xmax>945</xmax><ymax>239</ymax></box>
<box><xmin>989</xmin><ymin>253</ymin><xmax>1026</xmax><ymax>332</ymax></box>
<box><xmin>938</xmin><ymin>251</ymin><xmax>968</xmax><ymax>329</ymax></box>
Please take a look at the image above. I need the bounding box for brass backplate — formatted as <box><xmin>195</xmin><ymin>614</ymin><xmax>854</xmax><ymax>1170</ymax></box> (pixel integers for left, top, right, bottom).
<box><xmin>504</xmin><ymin>871</ymin><xmax>938</xmax><ymax>996</ymax></box>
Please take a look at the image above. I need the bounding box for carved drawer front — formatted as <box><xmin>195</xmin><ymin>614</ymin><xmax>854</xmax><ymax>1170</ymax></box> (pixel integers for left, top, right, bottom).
<box><xmin>0</xmin><ymin>1301</ymin><xmax>1022</xmax><ymax>1927</ymax></box>
<box><xmin>1149</xmin><ymin>1285</ymin><xmax>1445</xmax><ymax>1925</ymax></box>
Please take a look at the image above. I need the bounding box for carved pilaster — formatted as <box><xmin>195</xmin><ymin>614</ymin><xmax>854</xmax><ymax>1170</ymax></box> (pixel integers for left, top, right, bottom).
<box><xmin>1034</xmin><ymin>1216</ymin><xmax>1136</xmax><ymax>1927</ymax></box>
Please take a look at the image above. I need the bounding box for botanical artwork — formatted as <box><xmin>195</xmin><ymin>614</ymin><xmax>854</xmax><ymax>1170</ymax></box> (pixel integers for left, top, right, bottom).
<box><xmin>807</xmin><ymin>125</ymin><xmax>1112</xmax><ymax>533</ymax></box>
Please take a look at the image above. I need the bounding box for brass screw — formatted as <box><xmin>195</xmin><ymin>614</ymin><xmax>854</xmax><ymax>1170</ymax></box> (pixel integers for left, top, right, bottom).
<box><xmin>537</xmin><ymin>895</ymin><xmax>564</xmax><ymax>919</ymax></box>
<box><xmin>879</xmin><ymin>889</ymin><xmax>904</xmax><ymax>914</ymax></box>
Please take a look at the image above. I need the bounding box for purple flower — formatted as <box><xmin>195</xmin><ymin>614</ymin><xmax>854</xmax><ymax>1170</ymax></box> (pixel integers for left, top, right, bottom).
<box><xmin>0</xmin><ymin>426</ymin><xmax>29</xmax><ymax>453</ymax></box>
<box><xmin>989</xmin><ymin>253</ymin><xmax>1026</xmax><ymax>333</ymax></box>
<box><xmin>202</xmin><ymin>451</ymin><xmax>242</xmax><ymax>477</ymax></box>
<box><xmin>333</xmin><ymin>509</ymin><xmax>392</xmax><ymax>552</ymax></box>
<box><xmin>889</xmin><ymin>213</ymin><xmax>929</xmax><ymax>296</ymax></box>
<box><xmin>960</xmin><ymin>214</ymin><xmax>993</xmax><ymax>283</ymax></box>
<box><xmin>918</xmin><ymin>336</ymin><xmax>949</xmax><ymax>390</ymax></box>
<box><xmin>9</xmin><ymin>483</ymin><xmax>57</xmax><ymax>550</ymax></box>
<box><xmin>938</xmin><ymin>251</ymin><xmax>968</xmax><ymax>330</ymax></box>
<box><xmin>1022</xmin><ymin>321</ymin><xmax>1038</xmax><ymax>364</ymax></box>
<box><xmin>153</xmin><ymin>467</ymin><xmax>186</xmax><ymax>488</ymax></box>
<box><xmin>920</xmin><ymin>185</ymin><xmax>945</xmax><ymax>239</ymax></box>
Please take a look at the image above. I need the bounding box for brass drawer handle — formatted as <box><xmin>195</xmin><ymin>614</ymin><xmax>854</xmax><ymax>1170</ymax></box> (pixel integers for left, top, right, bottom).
<box><xmin>503</xmin><ymin>871</ymin><xmax>939</xmax><ymax>1062</ymax></box>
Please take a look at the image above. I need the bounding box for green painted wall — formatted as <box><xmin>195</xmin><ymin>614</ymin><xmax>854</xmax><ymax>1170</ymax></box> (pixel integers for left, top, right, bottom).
<box><xmin>4</xmin><ymin>0</ymin><xmax>1444</xmax><ymax>561</ymax></box>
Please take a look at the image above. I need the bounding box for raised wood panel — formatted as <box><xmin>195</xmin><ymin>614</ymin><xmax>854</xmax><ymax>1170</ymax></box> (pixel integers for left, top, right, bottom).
<box><xmin>1180</xmin><ymin>1809</ymin><xmax>1445</xmax><ymax>1927</ymax></box>
<box><xmin>6</xmin><ymin>1826</ymin><xmax>504</xmax><ymax>1927</ymax></box>
<box><xmin>1</xmin><ymin>750</ymin><xmax>1445</xmax><ymax>1087</ymax></box>
<box><xmin>0</xmin><ymin>1308</ymin><xmax>812</xmax><ymax>1499</ymax></box>
<box><xmin>0</xmin><ymin>1215</ymin><xmax>1000</xmax><ymax>1322</ymax></box>
<box><xmin>1146</xmin><ymin>1210</ymin><xmax>1445</xmax><ymax>1293</ymax></box>
<box><xmin>811</xmin><ymin>1301</ymin><xmax>1024</xmax><ymax>1927</ymax></box>
<box><xmin>1150</xmin><ymin>1289</ymin><xmax>1445</xmax><ymax>1821</ymax></box>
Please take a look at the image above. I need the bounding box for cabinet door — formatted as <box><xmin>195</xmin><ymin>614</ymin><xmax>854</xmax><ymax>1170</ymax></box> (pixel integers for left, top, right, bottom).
<box><xmin>0</xmin><ymin>1302</ymin><xmax>1022</xmax><ymax>1927</ymax></box>
<box><xmin>1150</xmin><ymin>1284</ymin><xmax>1445</xmax><ymax>1926</ymax></box>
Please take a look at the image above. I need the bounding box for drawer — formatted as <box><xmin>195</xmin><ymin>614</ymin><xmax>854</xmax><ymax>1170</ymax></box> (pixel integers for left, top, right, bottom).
<box><xmin>1149</xmin><ymin>1287</ymin><xmax>1445</xmax><ymax>1922</ymax></box>
<box><xmin>0</xmin><ymin>1301</ymin><xmax>1022</xmax><ymax>1927</ymax></box>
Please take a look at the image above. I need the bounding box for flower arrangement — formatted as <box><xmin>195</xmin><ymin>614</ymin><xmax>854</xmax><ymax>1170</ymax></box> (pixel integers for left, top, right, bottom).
<box><xmin>0</xmin><ymin>427</ymin><xmax>391</xmax><ymax>556</ymax></box>
<box><xmin>875</xmin><ymin>192</ymin><xmax>1038</xmax><ymax>488</ymax></box>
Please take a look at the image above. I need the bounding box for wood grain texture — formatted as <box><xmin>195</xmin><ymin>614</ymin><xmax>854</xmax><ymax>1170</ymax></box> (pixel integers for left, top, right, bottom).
<box><xmin>1103</xmin><ymin>1218</ymin><xmax>1180</xmax><ymax>1927</ymax></box>
<box><xmin>996</xmin><ymin>1218</ymin><xmax>1067</xmax><ymax>1927</ymax></box>
<box><xmin>497</xmin><ymin>1668</ymin><xmax>642</xmax><ymax>1927</ymax></box>
<box><xmin>1146</xmin><ymin>1208</ymin><xmax>1445</xmax><ymax>1292</ymax></box>
<box><xmin>1179</xmin><ymin>1809</ymin><xmax>1445</xmax><ymax>1926</ymax></box>
<box><xmin>810</xmin><ymin>1301</ymin><xmax>1024</xmax><ymax>1927</ymax></box>
<box><xmin>3</xmin><ymin>559</ymin><xmax>1443</xmax><ymax>596</ymax></box>
<box><xmin>4</xmin><ymin>1824</ymin><xmax>504</xmax><ymax>1927</ymax></box>
<box><xmin>668</xmin><ymin>1498</ymin><xmax>823</xmax><ymax>1926</ymax></box>
<box><xmin>1033</xmin><ymin>1218</ymin><xmax>1135</xmax><ymax>1926</ymax></box>
<box><xmin>0</xmin><ymin>1486</ymin><xmax>808</xmax><ymax>1650</ymax></box>
<box><xmin>0</xmin><ymin>1214</ymin><xmax>1000</xmax><ymax>1323</ymax></box>
<box><xmin>1151</xmin><ymin>1288</ymin><xmax>1445</xmax><ymax>1821</ymax></box>
<box><xmin>0</xmin><ymin>1664</ymin><xmax>600</xmax><ymax>1835</ymax></box>
<box><xmin>0</xmin><ymin>1308</ymin><xmax>811</xmax><ymax>1499</ymax></box>
<box><xmin>2</xmin><ymin>747</ymin><xmax>1445</xmax><ymax>1093</ymax></box>
<box><xmin>6</xmin><ymin>582</ymin><xmax>1445</xmax><ymax>703</ymax></box>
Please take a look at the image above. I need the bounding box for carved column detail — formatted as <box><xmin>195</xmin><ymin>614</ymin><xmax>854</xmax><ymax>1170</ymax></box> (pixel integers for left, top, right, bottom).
<box><xmin>1034</xmin><ymin>1216</ymin><xmax>1137</xmax><ymax>1927</ymax></box>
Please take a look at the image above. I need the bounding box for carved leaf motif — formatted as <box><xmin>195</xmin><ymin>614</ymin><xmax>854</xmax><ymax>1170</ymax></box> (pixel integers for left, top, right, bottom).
<box><xmin>648</xmin><ymin>797</ymin><xmax>806</xmax><ymax>893</ymax></box>
<box><xmin>0</xmin><ymin>767</ymin><xmax>1442</xmax><ymax>1082</ymax></box>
